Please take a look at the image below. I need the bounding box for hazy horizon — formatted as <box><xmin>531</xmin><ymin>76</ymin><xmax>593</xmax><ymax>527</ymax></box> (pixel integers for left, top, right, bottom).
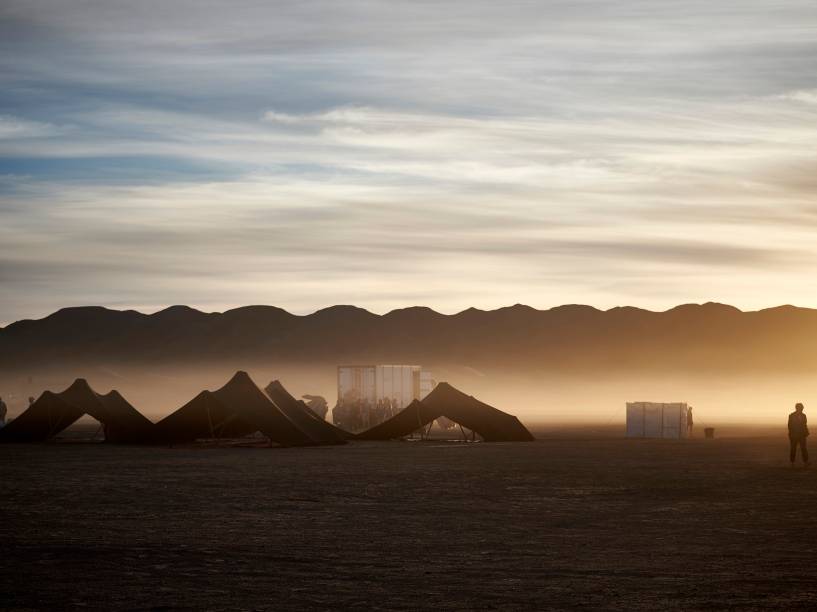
<box><xmin>0</xmin><ymin>359</ymin><xmax>811</xmax><ymax>427</ymax></box>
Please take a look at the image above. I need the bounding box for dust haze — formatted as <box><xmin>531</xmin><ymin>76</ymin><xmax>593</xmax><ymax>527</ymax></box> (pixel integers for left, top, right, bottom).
<box><xmin>0</xmin><ymin>361</ymin><xmax>804</xmax><ymax>429</ymax></box>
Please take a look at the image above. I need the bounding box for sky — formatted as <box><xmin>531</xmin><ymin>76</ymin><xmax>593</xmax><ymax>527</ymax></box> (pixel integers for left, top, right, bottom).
<box><xmin>1</xmin><ymin>0</ymin><xmax>817</xmax><ymax>325</ymax></box>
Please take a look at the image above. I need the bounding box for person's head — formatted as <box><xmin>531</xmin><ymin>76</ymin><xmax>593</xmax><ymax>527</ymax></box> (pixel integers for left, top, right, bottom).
<box><xmin>795</xmin><ymin>402</ymin><xmax>805</xmax><ymax>413</ymax></box>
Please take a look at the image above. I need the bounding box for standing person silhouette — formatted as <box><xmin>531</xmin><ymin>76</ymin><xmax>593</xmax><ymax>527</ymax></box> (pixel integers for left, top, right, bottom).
<box><xmin>687</xmin><ymin>406</ymin><xmax>694</xmax><ymax>438</ymax></box>
<box><xmin>788</xmin><ymin>402</ymin><xmax>810</xmax><ymax>467</ymax></box>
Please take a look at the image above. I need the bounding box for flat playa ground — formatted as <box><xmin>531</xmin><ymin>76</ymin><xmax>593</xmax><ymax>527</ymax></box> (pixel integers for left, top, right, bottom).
<box><xmin>2</xmin><ymin>435</ymin><xmax>816</xmax><ymax>610</ymax></box>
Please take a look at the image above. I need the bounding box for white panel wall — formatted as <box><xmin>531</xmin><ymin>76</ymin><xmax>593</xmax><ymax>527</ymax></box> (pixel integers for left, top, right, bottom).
<box><xmin>419</xmin><ymin>371</ymin><xmax>435</xmax><ymax>399</ymax></box>
<box><xmin>338</xmin><ymin>368</ymin><xmax>351</xmax><ymax>400</ymax></box>
<box><xmin>644</xmin><ymin>403</ymin><xmax>662</xmax><ymax>437</ymax></box>
<box><xmin>626</xmin><ymin>401</ymin><xmax>689</xmax><ymax>439</ymax></box>
<box><xmin>375</xmin><ymin>367</ymin><xmax>384</xmax><ymax>404</ymax></box>
<box><xmin>401</xmin><ymin>366</ymin><xmax>413</xmax><ymax>408</ymax></box>
<box><xmin>380</xmin><ymin>365</ymin><xmax>393</xmax><ymax>404</ymax></box>
<box><xmin>342</xmin><ymin>365</ymin><xmax>435</xmax><ymax>408</ymax></box>
<box><xmin>372</xmin><ymin>365</ymin><xmax>427</xmax><ymax>409</ymax></box>
<box><xmin>662</xmin><ymin>403</ymin><xmax>684</xmax><ymax>439</ymax></box>
<box><xmin>363</xmin><ymin>367</ymin><xmax>376</xmax><ymax>404</ymax></box>
<box><xmin>338</xmin><ymin>366</ymin><xmax>376</xmax><ymax>405</ymax></box>
<box><xmin>626</xmin><ymin>402</ymin><xmax>644</xmax><ymax>437</ymax></box>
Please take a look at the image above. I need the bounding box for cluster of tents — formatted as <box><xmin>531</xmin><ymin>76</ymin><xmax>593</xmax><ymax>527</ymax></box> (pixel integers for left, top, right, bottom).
<box><xmin>0</xmin><ymin>371</ymin><xmax>533</xmax><ymax>446</ymax></box>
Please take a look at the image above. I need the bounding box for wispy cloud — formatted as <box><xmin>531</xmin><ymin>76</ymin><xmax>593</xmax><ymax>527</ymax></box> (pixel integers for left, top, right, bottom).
<box><xmin>775</xmin><ymin>89</ymin><xmax>817</xmax><ymax>105</ymax></box>
<box><xmin>0</xmin><ymin>115</ymin><xmax>61</xmax><ymax>140</ymax></box>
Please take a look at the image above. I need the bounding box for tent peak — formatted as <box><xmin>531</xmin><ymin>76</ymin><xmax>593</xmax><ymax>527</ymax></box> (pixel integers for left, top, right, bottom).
<box><xmin>225</xmin><ymin>370</ymin><xmax>255</xmax><ymax>386</ymax></box>
<box><xmin>214</xmin><ymin>371</ymin><xmax>269</xmax><ymax>399</ymax></box>
<box><xmin>267</xmin><ymin>379</ymin><xmax>285</xmax><ymax>392</ymax></box>
<box><xmin>65</xmin><ymin>378</ymin><xmax>95</xmax><ymax>394</ymax></box>
<box><xmin>425</xmin><ymin>381</ymin><xmax>464</xmax><ymax>399</ymax></box>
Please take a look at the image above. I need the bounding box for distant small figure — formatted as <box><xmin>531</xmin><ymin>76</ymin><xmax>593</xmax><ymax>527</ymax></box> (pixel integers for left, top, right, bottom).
<box><xmin>788</xmin><ymin>402</ymin><xmax>810</xmax><ymax>467</ymax></box>
<box><xmin>28</xmin><ymin>396</ymin><xmax>35</xmax><ymax>406</ymax></box>
<box><xmin>0</xmin><ymin>395</ymin><xmax>7</xmax><ymax>427</ymax></box>
<box><xmin>687</xmin><ymin>406</ymin><xmax>694</xmax><ymax>438</ymax></box>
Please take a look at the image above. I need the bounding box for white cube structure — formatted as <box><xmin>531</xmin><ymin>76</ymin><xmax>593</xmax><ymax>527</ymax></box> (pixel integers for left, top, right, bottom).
<box><xmin>338</xmin><ymin>364</ymin><xmax>433</xmax><ymax>410</ymax></box>
<box><xmin>626</xmin><ymin>402</ymin><xmax>689</xmax><ymax>439</ymax></box>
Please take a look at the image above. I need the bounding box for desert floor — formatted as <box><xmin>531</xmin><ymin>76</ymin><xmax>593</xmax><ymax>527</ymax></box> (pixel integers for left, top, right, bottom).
<box><xmin>2</xmin><ymin>432</ymin><xmax>816</xmax><ymax>610</ymax></box>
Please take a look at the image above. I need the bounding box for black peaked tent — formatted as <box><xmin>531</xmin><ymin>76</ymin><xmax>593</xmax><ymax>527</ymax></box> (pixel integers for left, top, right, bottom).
<box><xmin>152</xmin><ymin>390</ymin><xmax>258</xmax><ymax>444</ymax></box>
<box><xmin>354</xmin><ymin>399</ymin><xmax>439</xmax><ymax>441</ymax></box>
<box><xmin>154</xmin><ymin>371</ymin><xmax>317</xmax><ymax>446</ymax></box>
<box><xmin>356</xmin><ymin>382</ymin><xmax>534</xmax><ymax>442</ymax></box>
<box><xmin>264</xmin><ymin>380</ymin><xmax>350</xmax><ymax>444</ymax></box>
<box><xmin>210</xmin><ymin>371</ymin><xmax>317</xmax><ymax>446</ymax></box>
<box><xmin>0</xmin><ymin>378</ymin><xmax>154</xmax><ymax>443</ymax></box>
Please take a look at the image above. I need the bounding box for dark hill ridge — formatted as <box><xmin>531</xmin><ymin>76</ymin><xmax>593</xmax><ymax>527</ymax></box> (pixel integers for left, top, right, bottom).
<box><xmin>3</xmin><ymin>302</ymin><xmax>817</xmax><ymax>373</ymax></box>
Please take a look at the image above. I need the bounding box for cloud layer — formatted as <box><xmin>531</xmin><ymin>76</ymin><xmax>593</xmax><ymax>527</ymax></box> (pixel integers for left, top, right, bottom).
<box><xmin>1</xmin><ymin>1</ymin><xmax>817</xmax><ymax>324</ymax></box>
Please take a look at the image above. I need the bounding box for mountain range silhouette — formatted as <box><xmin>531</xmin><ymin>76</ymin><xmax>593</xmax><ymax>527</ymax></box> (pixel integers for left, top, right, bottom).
<box><xmin>3</xmin><ymin>302</ymin><xmax>817</xmax><ymax>373</ymax></box>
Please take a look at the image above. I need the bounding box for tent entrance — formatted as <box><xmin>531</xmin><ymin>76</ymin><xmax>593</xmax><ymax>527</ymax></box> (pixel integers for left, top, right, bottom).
<box><xmin>54</xmin><ymin>415</ymin><xmax>107</xmax><ymax>443</ymax></box>
<box><xmin>407</xmin><ymin>419</ymin><xmax>482</xmax><ymax>442</ymax></box>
